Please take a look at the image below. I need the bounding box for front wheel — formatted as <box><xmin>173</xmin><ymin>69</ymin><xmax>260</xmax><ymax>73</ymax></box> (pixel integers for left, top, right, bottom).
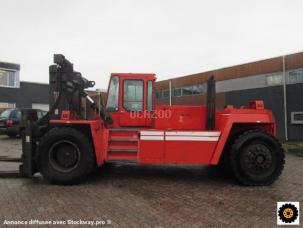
<box><xmin>230</xmin><ymin>129</ymin><xmax>285</xmax><ymax>186</ymax></box>
<box><xmin>38</xmin><ymin>127</ymin><xmax>96</xmax><ymax>185</ymax></box>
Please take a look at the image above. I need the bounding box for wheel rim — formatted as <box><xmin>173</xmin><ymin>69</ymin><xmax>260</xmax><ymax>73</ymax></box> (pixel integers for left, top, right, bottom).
<box><xmin>49</xmin><ymin>140</ymin><xmax>81</xmax><ymax>173</ymax></box>
<box><xmin>240</xmin><ymin>143</ymin><xmax>275</xmax><ymax>177</ymax></box>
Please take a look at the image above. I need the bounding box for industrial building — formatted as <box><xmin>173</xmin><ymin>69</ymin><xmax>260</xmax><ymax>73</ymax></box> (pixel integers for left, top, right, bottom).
<box><xmin>0</xmin><ymin>61</ymin><xmax>49</xmax><ymax>112</ymax></box>
<box><xmin>155</xmin><ymin>52</ymin><xmax>303</xmax><ymax>141</ymax></box>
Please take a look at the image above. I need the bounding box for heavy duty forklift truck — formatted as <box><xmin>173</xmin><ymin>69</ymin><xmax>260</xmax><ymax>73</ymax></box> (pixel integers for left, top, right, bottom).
<box><xmin>18</xmin><ymin>54</ymin><xmax>284</xmax><ymax>185</ymax></box>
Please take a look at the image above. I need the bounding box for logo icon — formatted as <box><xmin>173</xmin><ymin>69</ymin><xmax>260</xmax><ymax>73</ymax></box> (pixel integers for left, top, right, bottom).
<box><xmin>277</xmin><ymin>202</ymin><xmax>300</xmax><ymax>225</ymax></box>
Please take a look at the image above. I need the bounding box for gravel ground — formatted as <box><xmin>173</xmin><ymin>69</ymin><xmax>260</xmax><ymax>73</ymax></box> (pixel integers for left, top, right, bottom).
<box><xmin>0</xmin><ymin>135</ymin><xmax>302</xmax><ymax>227</ymax></box>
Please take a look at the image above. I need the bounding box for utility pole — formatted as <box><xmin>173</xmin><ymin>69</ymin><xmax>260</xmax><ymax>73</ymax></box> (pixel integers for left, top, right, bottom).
<box><xmin>282</xmin><ymin>55</ymin><xmax>288</xmax><ymax>141</ymax></box>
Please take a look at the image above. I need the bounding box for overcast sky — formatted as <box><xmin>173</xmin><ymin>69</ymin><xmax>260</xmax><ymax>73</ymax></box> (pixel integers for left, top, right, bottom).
<box><xmin>0</xmin><ymin>0</ymin><xmax>303</xmax><ymax>89</ymax></box>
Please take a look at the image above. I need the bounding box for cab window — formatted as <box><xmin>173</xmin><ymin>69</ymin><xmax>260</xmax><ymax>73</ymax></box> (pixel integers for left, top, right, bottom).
<box><xmin>147</xmin><ymin>81</ymin><xmax>153</xmax><ymax>112</ymax></box>
<box><xmin>123</xmin><ymin>80</ymin><xmax>143</xmax><ymax>111</ymax></box>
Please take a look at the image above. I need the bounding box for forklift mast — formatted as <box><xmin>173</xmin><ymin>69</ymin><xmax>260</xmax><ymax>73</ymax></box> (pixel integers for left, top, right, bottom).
<box><xmin>49</xmin><ymin>54</ymin><xmax>95</xmax><ymax>120</ymax></box>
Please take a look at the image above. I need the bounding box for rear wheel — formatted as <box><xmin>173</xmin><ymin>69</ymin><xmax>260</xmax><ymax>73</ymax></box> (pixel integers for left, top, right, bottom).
<box><xmin>230</xmin><ymin>129</ymin><xmax>285</xmax><ymax>186</ymax></box>
<box><xmin>38</xmin><ymin>127</ymin><xmax>96</xmax><ymax>185</ymax></box>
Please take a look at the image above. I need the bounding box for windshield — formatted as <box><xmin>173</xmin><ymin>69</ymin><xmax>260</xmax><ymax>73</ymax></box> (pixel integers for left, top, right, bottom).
<box><xmin>0</xmin><ymin>109</ymin><xmax>12</xmax><ymax>118</ymax></box>
<box><xmin>106</xmin><ymin>76</ymin><xmax>119</xmax><ymax>111</ymax></box>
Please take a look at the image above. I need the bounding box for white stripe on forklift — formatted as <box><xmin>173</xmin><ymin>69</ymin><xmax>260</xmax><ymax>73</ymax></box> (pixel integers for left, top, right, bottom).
<box><xmin>165</xmin><ymin>131</ymin><xmax>221</xmax><ymax>137</ymax></box>
<box><xmin>165</xmin><ymin>136</ymin><xmax>219</xmax><ymax>141</ymax></box>
<box><xmin>140</xmin><ymin>131</ymin><xmax>221</xmax><ymax>141</ymax></box>
<box><xmin>140</xmin><ymin>131</ymin><xmax>164</xmax><ymax>136</ymax></box>
<box><xmin>140</xmin><ymin>135</ymin><xmax>164</xmax><ymax>140</ymax></box>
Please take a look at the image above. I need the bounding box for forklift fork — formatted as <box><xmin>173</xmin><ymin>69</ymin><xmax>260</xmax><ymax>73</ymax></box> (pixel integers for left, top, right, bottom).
<box><xmin>19</xmin><ymin>124</ymin><xmax>36</xmax><ymax>177</ymax></box>
<box><xmin>0</xmin><ymin>124</ymin><xmax>35</xmax><ymax>178</ymax></box>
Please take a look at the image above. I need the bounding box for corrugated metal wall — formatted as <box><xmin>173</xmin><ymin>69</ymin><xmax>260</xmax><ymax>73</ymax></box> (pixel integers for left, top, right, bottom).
<box><xmin>155</xmin><ymin>52</ymin><xmax>303</xmax><ymax>140</ymax></box>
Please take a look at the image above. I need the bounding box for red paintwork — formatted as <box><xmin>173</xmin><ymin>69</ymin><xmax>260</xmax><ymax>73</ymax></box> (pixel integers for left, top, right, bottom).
<box><xmin>139</xmin><ymin>139</ymin><xmax>164</xmax><ymax>163</ymax></box>
<box><xmin>60</xmin><ymin>110</ymin><xmax>77</xmax><ymax>120</ymax></box>
<box><xmin>49</xmin><ymin>73</ymin><xmax>276</xmax><ymax>167</ymax></box>
<box><xmin>164</xmin><ymin>140</ymin><xmax>217</xmax><ymax>164</ymax></box>
<box><xmin>154</xmin><ymin>106</ymin><xmax>207</xmax><ymax>130</ymax></box>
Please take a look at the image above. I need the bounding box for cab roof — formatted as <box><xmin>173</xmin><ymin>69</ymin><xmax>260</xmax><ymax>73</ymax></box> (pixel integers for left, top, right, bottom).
<box><xmin>110</xmin><ymin>73</ymin><xmax>156</xmax><ymax>81</ymax></box>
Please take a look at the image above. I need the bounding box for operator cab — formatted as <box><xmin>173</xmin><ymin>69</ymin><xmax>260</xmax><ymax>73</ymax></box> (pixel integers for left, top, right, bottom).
<box><xmin>105</xmin><ymin>73</ymin><xmax>156</xmax><ymax>128</ymax></box>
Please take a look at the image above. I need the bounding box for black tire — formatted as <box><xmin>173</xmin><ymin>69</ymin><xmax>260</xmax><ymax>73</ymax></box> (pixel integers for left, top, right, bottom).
<box><xmin>229</xmin><ymin>129</ymin><xmax>285</xmax><ymax>186</ymax></box>
<box><xmin>38</xmin><ymin>127</ymin><xmax>96</xmax><ymax>185</ymax></box>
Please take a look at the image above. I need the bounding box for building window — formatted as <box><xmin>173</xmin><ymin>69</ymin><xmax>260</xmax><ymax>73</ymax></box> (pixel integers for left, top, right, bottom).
<box><xmin>173</xmin><ymin>88</ymin><xmax>181</xmax><ymax>97</ymax></box>
<box><xmin>192</xmin><ymin>84</ymin><xmax>206</xmax><ymax>94</ymax></box>
<box><xmin>266</xmin><ymin>74</ymin><xmax>283</xmax><ymax>86</ymax></box>
<box><xmin>156</xmin><ymin>89</ymin><xmax>171</xmax><ymax>99</ymax></box>
<box><xmin>182</xmin><ymin>86</ymin><xmax>193</xmax><ymax>96</ymax></box>
<box><xmin>0</xmin><ymin>102</ymin><xmax>16</xmax><ymax>112</ymax></box>
<box><xmin>288</xmin><ymin>70</ymin><xmax>303</xmax><ymax>84</ymax></box>
<box><xmin>0</xmin><ymin>102</ymin><xmax>15</xmax><ymax>109</ymax></box>
<box><xmin>178</xmin><ymin>84</ymin><xmax>206</xmax><ymax>96</ymax></box>
<box><xmin>162</xmin><ymin>89</ymin><xmax>169</xmax><ymax>98</ymax></box>
<box><xmin>157</xmin><ymin>83</ymin><xmax>206</xmax><ymax>99</ymax></box>
<box><xmin>291</xmin><ymin>112</ymin><xmax>303</xmax><ymax>124</ymax></box>
<box><xmin>155</xmin><ymin>91</ymin><xmax>161</xmax><ymax>99</ymax></box>
<box><xmin>0</xmin><ymin>69</ymin><xmax>19</xmax><ymax>88</ymax></box>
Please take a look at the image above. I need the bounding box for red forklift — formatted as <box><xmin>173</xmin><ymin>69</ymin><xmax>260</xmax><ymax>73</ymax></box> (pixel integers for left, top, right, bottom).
<box><xmin>19</xmin><ymin>54</ymin><xmax>284</xmax><ymax>185</ymax></box>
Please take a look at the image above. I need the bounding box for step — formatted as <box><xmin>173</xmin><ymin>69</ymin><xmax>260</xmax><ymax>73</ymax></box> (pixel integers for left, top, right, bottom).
<box><xmin>109</xmin><ymin>128</ymin><xmax>139</xmax><ymax>132</ymax></box>
<box><xmin>108</xmin><ymin>148</ymin><xmax>137</xmax><ymax>153</ymax></box>
<box><xmin>109</xmin><ymin>136</ymin><xmax>138</xmax><ymax>142</ymax></box>
<box><xmin>109</xmin><ymin>129</ymin><xmax>139</xmax><ymax>138</ymax></box>
<box><xmin>0</xmin><ymin>170</ymin><xmax>21</xmax><ymax>178</ymax></box>
<box><xmin>107</xmin><ymin>152</ymin><xmax>137</xmax><ymax>161</ymax></box>
<box><xmin>0</xmin><ymin>156</ymin><xmax>22</xmax><ymax>162</ymax></box>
